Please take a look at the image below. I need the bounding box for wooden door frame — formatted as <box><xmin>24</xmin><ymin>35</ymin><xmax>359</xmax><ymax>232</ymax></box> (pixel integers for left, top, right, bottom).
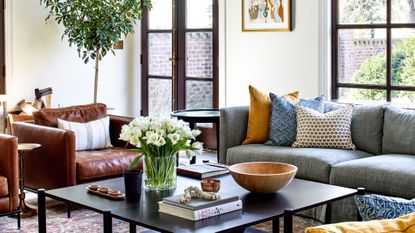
<box><xmin>141</xmin><ymin>0</ymin><xmax>219</xmax><ymax>116</ymax></box>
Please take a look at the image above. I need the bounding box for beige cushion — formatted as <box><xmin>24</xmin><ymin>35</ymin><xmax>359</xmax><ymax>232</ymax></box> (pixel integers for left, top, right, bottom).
<box><xmin>293</xmin><ymin>105</ymin><xmax>356</xmax><ymax>150</ymax></box>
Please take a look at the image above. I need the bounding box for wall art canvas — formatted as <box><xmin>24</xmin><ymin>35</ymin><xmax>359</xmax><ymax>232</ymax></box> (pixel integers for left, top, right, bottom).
<box><xmin>242</xmin><ymin>0</ymin><xmax>291</xmax><ymax>31</ymax></box>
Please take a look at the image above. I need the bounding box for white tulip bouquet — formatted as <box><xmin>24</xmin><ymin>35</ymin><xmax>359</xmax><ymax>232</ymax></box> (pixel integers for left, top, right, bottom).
<box><xmin>120</xmin><ymin>116</ymin><xmax>203</xmax><ymax>190</ymax></box>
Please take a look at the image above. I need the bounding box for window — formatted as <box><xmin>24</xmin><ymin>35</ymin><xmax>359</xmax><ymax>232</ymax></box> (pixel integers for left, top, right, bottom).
<box><xmin>332</xmin><ymin>0</ymin><xmax>415</xmax><ymax>105</ymax></box>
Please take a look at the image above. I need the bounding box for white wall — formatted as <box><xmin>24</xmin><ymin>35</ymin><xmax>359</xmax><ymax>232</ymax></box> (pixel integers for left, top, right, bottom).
<box><xmin>5</xmin><ymin>0</ymin><xmax>327</xmax><ymax>115</ymax></box>
<box><xmin>6</xmin><ymin>0</ymin><xmax>141</xmax><ymax>116</ymax></box>
<box><xmin>220</xmin><ymin>0</ymin><xmax>325</xmax><ymax>107</ymax></box>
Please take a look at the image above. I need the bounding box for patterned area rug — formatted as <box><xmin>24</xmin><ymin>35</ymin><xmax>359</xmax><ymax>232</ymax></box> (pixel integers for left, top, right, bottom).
<box><xmin>0</xmin><ymin>192</ymin><xmax>321</xmax><ymax>233</ymax></box>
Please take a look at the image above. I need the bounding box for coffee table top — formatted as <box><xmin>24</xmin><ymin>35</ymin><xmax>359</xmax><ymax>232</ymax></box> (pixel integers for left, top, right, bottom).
<box><xmin>45</xmin><ymin>175</ymin><xmax>357</xmax><ymax>233</ymax></box>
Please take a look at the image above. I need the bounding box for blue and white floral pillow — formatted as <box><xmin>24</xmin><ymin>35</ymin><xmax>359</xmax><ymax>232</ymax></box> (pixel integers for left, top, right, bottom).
<box><xmin>355</xmin><ymin>194</ymin><xmax>415</xmax><ymax>221</ymax></box>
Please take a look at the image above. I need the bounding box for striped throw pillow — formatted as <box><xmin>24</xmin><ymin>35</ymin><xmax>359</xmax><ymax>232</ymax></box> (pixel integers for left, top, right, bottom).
<box><xmin>57</xmin><ymin>116</ymin><xmax>113</xmax><ymax>151</ymax></box>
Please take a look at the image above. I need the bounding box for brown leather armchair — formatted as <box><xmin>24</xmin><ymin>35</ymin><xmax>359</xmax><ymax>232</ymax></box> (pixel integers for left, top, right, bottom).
<box><xmin>12</xmin><ymin>103</ymin><xmax>136</xmax><ymax>190</ymax></box>
<box><xmin>0</xmin><ymin>134</ymin><xmax>20</xmax><ymax>228</ymax></box>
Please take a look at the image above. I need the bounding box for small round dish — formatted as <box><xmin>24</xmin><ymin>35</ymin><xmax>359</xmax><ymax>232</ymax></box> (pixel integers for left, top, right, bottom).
<box><xmin>108</xmin><ymin>189</ymin><xmax>122</xmax><ymax>197</ymax></box>
<box><xmin>87</xmin><ymin>184</ymin><xmax>101</xmax><ymax>191</ymax></box>
<box><xmin>201</xmin><ymin>179</ymin><xmax>221</xmax><ymax>192</ymax></box>
<box><xmin>98</xmin><ymin>187</ymin><xmax>109</xmax><ymax>194</ymax></box>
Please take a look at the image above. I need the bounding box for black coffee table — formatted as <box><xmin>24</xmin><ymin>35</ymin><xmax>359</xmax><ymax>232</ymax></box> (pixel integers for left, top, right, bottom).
<box><xmin>38</xmin><ymin>175</ymin><xmax>359</xmax><ymax>233</ymax></box>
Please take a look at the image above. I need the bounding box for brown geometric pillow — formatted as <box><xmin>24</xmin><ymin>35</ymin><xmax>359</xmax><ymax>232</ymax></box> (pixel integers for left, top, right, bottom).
<box><xmin>292</xmin><ymin>105</ymin><xmax>356</xmax><ymax>150</ymax></box>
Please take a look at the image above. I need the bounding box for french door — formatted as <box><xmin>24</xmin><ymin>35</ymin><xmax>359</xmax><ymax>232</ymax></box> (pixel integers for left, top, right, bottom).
<box><xmin>141</xmin><ymin>0</ymin><xmax>218</xmax><ymax>116</ymax></box>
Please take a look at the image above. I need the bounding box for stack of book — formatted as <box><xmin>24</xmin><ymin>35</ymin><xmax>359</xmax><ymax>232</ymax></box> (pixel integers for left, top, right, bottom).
<box><xmin>158</xmin><ymin>193</ymin><xmax>242</xmax><ymax>221</ymax></box>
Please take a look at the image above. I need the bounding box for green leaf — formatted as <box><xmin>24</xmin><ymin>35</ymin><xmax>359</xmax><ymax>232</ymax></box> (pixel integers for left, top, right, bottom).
<box><xmin>128</xmin><ymin>154</ymin><xmax>143</xmax><ymax>170</ymax></box>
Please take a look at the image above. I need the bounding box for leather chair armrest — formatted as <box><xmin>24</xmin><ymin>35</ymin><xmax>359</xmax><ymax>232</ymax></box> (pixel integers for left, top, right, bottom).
<box><xmin>109</xmin><ymin>114</ymin><xmax>134</xmax><ymax>148</ymax></box>
<box><xmin>0</xmin><ymin>134</ymin><xmax>18</xmax><ymax>211</ymax></box>
<box><xmin>12</xmin><ymin>122</ymin><xmax>76</xmax><ymax>190</ymax></box>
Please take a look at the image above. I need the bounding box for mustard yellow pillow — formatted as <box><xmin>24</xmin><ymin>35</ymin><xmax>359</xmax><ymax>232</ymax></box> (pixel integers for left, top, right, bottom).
<box><xmin>306</xmin><ymin>213</ymin><xmax>415</xmax><ymax>233</ymax></box>
<box><xmin>242</xmin><ymin>85</ymin><xmax>299</xmax><ymax>145</ymax></box>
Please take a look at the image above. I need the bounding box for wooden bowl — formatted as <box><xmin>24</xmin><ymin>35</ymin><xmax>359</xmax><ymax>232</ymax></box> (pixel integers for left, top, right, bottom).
<box><xmin>201</xmin><ymin>179</ymin><xmax>221</xmax><ymax>192</ymax></box>
<box><xmin>228</xmin><ymin>162</ymin><xmax>297</xmax><ymax>193</ymax></box>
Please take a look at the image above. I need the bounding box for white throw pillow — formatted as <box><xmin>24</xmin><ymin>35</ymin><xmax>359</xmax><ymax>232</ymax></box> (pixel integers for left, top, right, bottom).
<box><xmin>57</xmin><ymin>116</ymin><xmax>113</xmax><ymax>151</ymax></box>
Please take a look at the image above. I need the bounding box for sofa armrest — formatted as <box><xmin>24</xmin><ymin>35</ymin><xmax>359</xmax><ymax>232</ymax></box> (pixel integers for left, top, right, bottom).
<box><xmin>0</xmin><ymin>134</ymin><xmax>18</xmax><ymax>211</ymax></box>
<box><xmin>219</xmin><ymin>106</ymin><xmax>249</xmax><ymax>164</ymax></box>
<box><xmin>109</xmin><ymin>114</ymin><xmax>134</xmax><ymax>148</ymax></box>
<box><xmin>12</xmin><ymin>122</ymin><xmax>76</xmax><ymax>190</ymax></box>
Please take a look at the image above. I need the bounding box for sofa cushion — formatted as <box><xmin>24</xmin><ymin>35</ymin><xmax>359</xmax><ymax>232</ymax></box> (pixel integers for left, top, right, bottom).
<box><xmin>355</xmin><ymin>194</ymin><xmax>415</xmax><ymax>221</ymax></box>
<box><xmin>351</xmin><ymin>104</ymin><xmax>385</xmax><ymax>155</ymax></box>
<box><xmin>242</xmin><ymin>85</ymin><xmax>299</xmax><ymax>145</ymax></box>
<box><xmin>265</xmin><ymin>95</ymin><xmax>324</xmax><ymax>146</ymax></box>
<box><xmin>0</xmin><ymin>176</ymin><xmax>8</xmax><ymax>197</ymax></box>
<box><xmin>226</xmin><ymin>144</ymin><xmax>372</xmax><ymax>183</ymax></box>
<box><xmin>383</xmin><ymin>106</ymin><xmax>415</xmax><ymax>155</ymax></box>
<box><xmin>76</xmin><ymin>147</ymin><xmax>137</xmax><ymax>181</ymax></box>
<box><xmin>58</xmin><ymin>117</ymin><xmax>113</xmax><ymax>151</ymax></box>
<box><xmin>33</xmin><ymin>103</ymin><xmax>107</xmax><ymax>127</ymax></box>
<box><xmin>293</xmin><ymin>105</ymin><xmax>355</xmax><ymax>150</ymax></box>
<box><xmin>330</xmin><ymin>154</ymin><xmax>415</xmax><ymax>199</ymax></box>
<box><xmin>324</xmin><ymin>102</ymin><xmax>385</xmax><ymax>154</ymax></box>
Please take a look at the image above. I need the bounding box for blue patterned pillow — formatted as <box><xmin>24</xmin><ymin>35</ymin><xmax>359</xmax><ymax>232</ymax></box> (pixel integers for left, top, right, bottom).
<box><xmin>265</xmin><ymin>94</ymin><xmax>324</xmax><ymax>146</ymax></box>
<box><xmin>355</xmin><ymin>194</ymin><xmax>415</xmax><ymax>221</ymax></box>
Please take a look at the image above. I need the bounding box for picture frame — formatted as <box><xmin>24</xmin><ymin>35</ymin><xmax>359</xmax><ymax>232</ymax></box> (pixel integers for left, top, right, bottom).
<box><xmin>242</xmin><ymin>0</ymin><xmax>292</xmax><ymax>32</ymax></box>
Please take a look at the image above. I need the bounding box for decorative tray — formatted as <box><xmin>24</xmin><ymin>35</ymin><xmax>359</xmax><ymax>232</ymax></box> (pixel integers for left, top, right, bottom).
<box><xmin>86</xmin><ymin>185</ymin><xmax>125</xmax><ymax>200</ymax></box>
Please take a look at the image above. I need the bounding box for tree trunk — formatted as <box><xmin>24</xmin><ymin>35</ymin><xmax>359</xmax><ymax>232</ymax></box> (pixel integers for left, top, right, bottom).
<box><xmin>94</xmin><ymin>49</ymin><xmax>100</xmax><ymax>103</ymax></box>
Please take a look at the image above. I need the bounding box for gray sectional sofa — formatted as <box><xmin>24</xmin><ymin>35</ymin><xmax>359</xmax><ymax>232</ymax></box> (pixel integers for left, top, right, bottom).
<box><xmin>219</xmin><ymin>102</ymin><xmax>415</xmax><ymax>222</ymax></box>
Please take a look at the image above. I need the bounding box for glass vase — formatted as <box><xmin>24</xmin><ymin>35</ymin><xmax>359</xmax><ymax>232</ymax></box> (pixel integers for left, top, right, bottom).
<box><xmin>143</xmin><ymin>154</ymin><xmax>177</xmax><ymax>191</ymax></box>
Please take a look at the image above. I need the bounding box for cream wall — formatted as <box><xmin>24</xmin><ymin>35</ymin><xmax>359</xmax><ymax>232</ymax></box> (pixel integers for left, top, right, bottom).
<box><xmin>220</xmin><ymin>0</ymin><xmax>326</xmax><ymax>107</ymax></box>
<box><xmin>6</xmin><ymin>0</ymin><xmax>141</xmax><ymax>116</ymax></box>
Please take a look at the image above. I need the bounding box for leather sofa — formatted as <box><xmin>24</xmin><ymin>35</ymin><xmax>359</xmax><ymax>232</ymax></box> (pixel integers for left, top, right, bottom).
<box><xmin>12</xmin><ymin>103</ymin><xmax>136</xmax><ymax>190</ymax></box>
<box><xmin>0</xmin><ymin>134</ymin><xmax>19</xmax><ymax>228</ymax></box>
<box><xmin>220</xmin><ymin>102</ymin><xmax>415</xmax><ymax>222</ymax></box>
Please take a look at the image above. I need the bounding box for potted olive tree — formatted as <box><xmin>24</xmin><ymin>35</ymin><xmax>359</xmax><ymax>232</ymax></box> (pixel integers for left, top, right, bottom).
<box><xmin>41</xmin><ymin>0</ymin><xmax>152</xmax><ymax>103</ymax></box>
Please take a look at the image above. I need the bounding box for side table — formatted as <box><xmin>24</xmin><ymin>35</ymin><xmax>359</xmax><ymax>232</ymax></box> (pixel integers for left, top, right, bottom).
<box><xmin>17</xmin><ymin>143</ymin><xmax>41</xmax><ymax>218</ymax></box>
<box><xmin>171</xmin><ymin>109</ymin><xmax>220</xmax><ymax>164</ymax></box>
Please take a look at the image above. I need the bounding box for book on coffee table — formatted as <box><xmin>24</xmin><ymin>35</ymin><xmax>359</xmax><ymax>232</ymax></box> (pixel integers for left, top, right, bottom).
<box><xmin>176</xmin><ymin>163</ymin><xmax>229</xmax><ymax>179</ymax></box>
<box><xmin>158</xmin><ymin>199</ymin><xmax>242</xmax><ymax>221</ymax></box>
<box><xmin>162</xmin><ymin>192</ymin><xmax>239</xmax><ymax>210</ymax></box>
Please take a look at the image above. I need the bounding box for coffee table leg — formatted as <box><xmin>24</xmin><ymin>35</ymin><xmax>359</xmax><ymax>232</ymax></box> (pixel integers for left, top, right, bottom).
<box><xmin>67</xmin><ymin>203</ymin><xmax>71</xmax><ymax>218</ymax></box>
<box><xmin>103</xmin><ymin>210</ymin><xmax>112</xmax><ymax>233</ymax></box>
<box><xmin>272</xmin><ymin>217</ymin><xmax>280</xmax><ymax>233</ymax></box>
<box><xmin>324</xmin><ymin>203</ymin><xmax>332</xmax><ymax>224</ymax></box>
<box><xmin>38</xmin><ymin>189</ymin><xmax>46</xmax><ymax>233</ymax></box>
<box><xmin>129</xmin><ymin>222</ymin><xmax>136</xmax><ymax>233</ymax></box>
<box><xmin>283</xmin><ymin>209</ymin><xmax>293</xmax><ymax>233</ymax></box>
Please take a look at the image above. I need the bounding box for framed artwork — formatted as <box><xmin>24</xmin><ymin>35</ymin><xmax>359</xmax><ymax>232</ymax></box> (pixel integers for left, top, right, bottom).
<box><xmin>242</xmin><ymin>0</ymin><xmax>292</xmax><ymax>32</ymax></box>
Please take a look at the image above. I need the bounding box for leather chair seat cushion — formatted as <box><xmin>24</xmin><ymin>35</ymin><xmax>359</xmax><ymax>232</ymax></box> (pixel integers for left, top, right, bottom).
<box><xmin>0</xmin><ymin>197</ymin><xmax>10</xmax><ymax>212</ymax></box>
<box><xmin>33</xmin><ymin>103</ymin><xmax>107</xmax><ymax>127</ymax></box>
<box><xmin>76</xmin><ymin>147</ymin><xmax>138</xmax><ymax>181</ymax></box>
<box><xmin>0</xmin><ymin>176</ymin><xmax>9</xmax><ymax>197</ymax></box>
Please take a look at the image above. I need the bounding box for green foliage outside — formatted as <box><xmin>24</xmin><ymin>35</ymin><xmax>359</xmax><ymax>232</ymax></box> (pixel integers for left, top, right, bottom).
<box><xmin>41</xmin><ymin>0</ymin><xmax>152</xmax><ymax>102</ymax></box>
<box><xmin>353</xmin><ymin>37</ymin><xmax>415</xmax><ymax>102</ymax></box>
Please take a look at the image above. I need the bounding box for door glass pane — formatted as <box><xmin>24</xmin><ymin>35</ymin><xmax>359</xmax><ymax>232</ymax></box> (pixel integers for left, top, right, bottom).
<box><xmin>186</xmin><ymin>0</ymin><xmax>213</xmax><ymax>29</ymax></box>
<box><xmin>149</xmin><ymin>78</ymin><xmax>172</xmax><ymax>116</ymax></box>
<box><xmin>149</xmin><ymin>33</ymin><xmax>172</xmax><ymax>76</ymax></box>
<box><xmin>392</xmin><ymin>90</ymin><xmax>415</xmax><ymax>105</ymax></box>
<box><xmin>338</xmin><ymin>29</ymin><xmax>387</xmax><ymax>85</ymax></box>
<box><xmin>339</xmin><ymin>0</ymin><xmax>386</xmax><ymax>24</ymax></box>
<box><xmin>186</xmin><ymin>81</ymin><xmax>213</xmax><ymax>109</ymax></box>
<box><xmin>392</xmin><ymin>29</ymin><xmax>415</xmax><ymax>86</ymax></box>
<box><xmin>392</xmin><ymin>0</ymin><xmax>415</xmax><ymax>23</ymax></box>
<box><xmin>186</xmin><ymin>32</ymin><xmax>212</xmax><ymax>79</ymax></box>
<box><xmin>149</xmin><ymin>0</ymin><xmax>172</xmax><ymax>30</ymax></box>
<box><xmin>339</xmin><ymin>88</ymin><xmax>386</xmax><ymax>102</ymax></box>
